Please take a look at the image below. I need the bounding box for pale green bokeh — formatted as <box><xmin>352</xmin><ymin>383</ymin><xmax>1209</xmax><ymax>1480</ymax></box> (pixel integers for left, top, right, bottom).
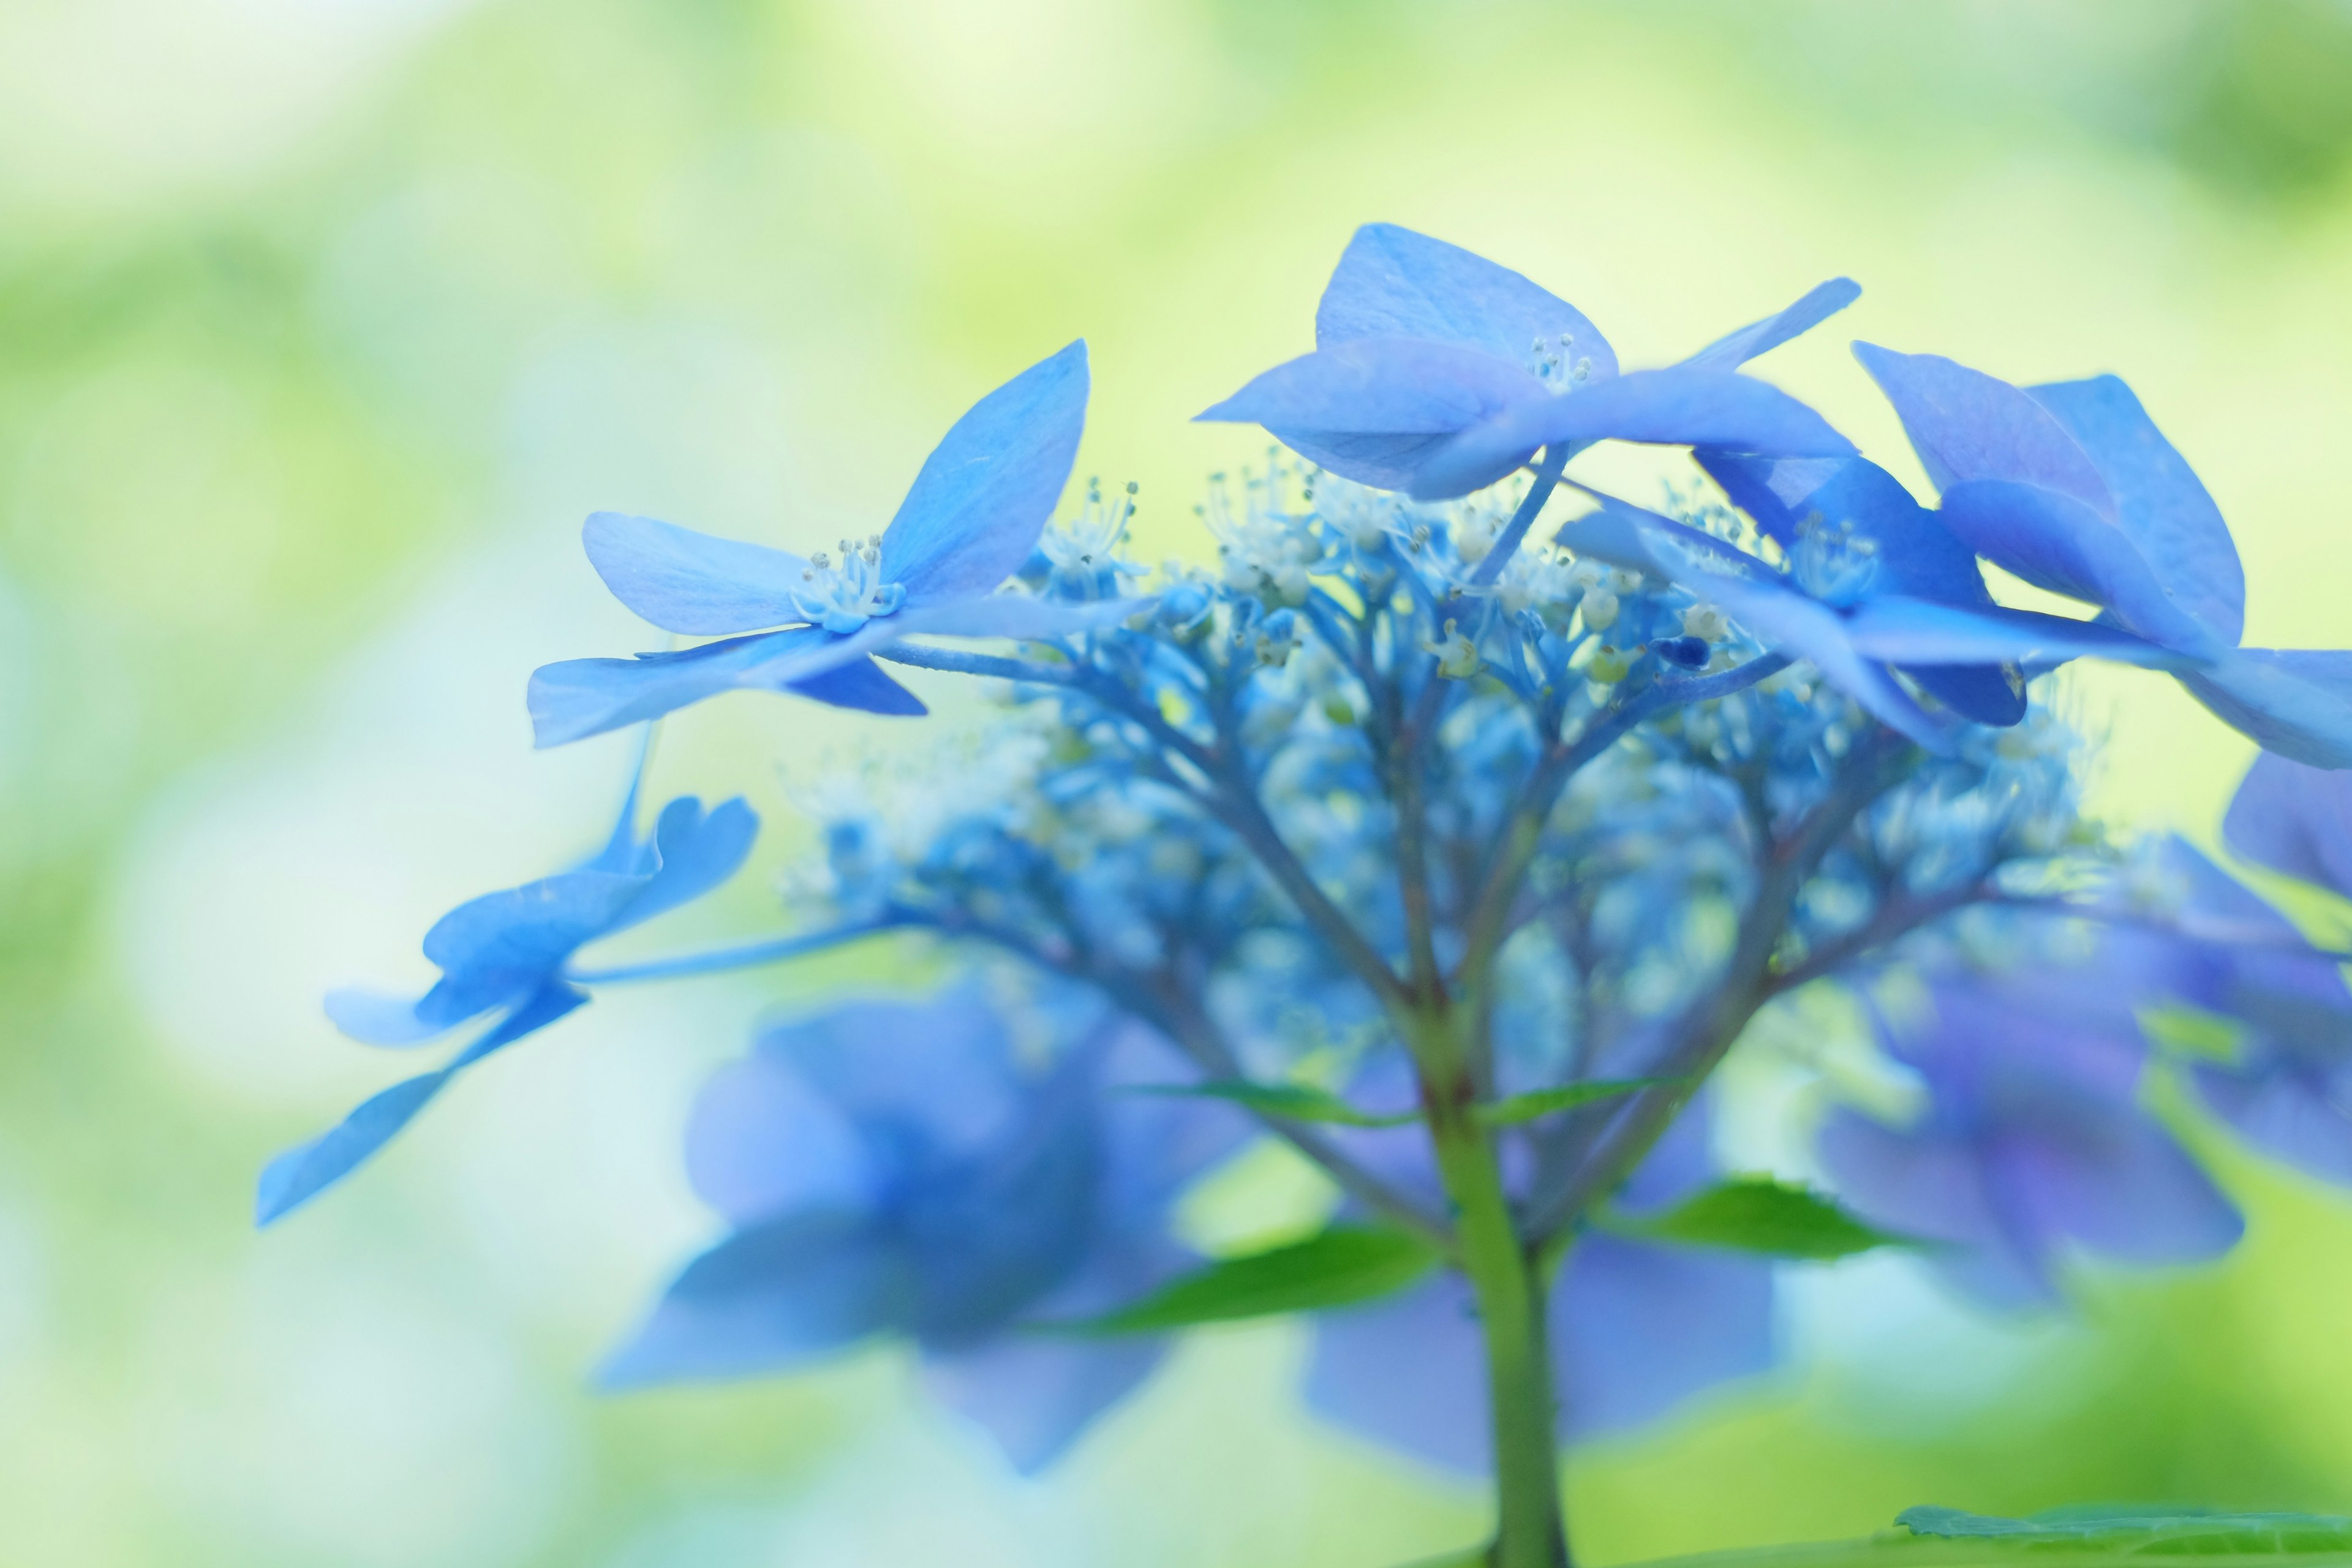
<box><xmin>4</xmin><ymin>2</ymin><xmax>2351</xmax><ymax>1564</ymax></box>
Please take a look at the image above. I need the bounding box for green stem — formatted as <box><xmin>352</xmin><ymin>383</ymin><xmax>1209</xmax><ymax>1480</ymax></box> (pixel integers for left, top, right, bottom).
<box><xmin>1420</xmin><ymin>1022</ymin><xmax>1571</xmax><ymax>1568</ymax></box>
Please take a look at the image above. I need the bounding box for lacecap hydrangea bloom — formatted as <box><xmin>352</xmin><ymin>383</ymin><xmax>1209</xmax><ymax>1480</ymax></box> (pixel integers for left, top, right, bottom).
<box><xmin>266</xmin><ymin>224</ymin><xmax>2352</xmax><ymax>1568</ymax></box>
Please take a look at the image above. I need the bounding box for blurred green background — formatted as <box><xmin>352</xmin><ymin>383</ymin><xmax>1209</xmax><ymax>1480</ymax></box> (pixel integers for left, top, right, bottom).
<box><xmin>5</xmin><ymin>1</ymin><xmax>2352</xmax><ymax>1563</ymax></box>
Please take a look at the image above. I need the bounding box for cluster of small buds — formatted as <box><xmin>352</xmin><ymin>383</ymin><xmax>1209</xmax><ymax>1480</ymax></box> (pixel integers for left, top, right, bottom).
<box><xmin>1425</xmin><ymin>619</ymin><xmax>1480</xmax><ymax>679</ymax></box>
<box><xmin>1205</xmin><ymin>466</ymin><xmax>1322</xmax><ymax>606</ymax></box>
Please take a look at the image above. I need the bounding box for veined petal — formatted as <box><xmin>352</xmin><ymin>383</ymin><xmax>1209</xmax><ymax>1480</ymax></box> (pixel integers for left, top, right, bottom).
<box><xmin>613</xmin><ymin>796</ymin><xmax>760</xmax><ymax>930</ymax></box>
<box><xmin>582</xmin><ymin>512</ymin><xmax>812</xmax><ymax>636</ymax></box>
<box><xmin>1413</xmin><ymin>368</ymin><xmax>1855</xmax><ymax>502</ymax></box>
<box><xmin>255</xmin><ymin>985</ymin><xmax>586</xmax><ymax>1225</ymax></box>
<box><xmin>1678</xmin><ymin>277</ymin><xmax>1861</xmax><ymax>374</ymax></box>
<box><xmin>2224</xmin><ymin>753</ymin><xmax>2352</xmax><ymax>896</ymax></box>
<box><xmin>1313</xmin><ymin>222</ymin><xmax>1618</xmax><ymax>377</ymax></box>
<box><xmin>1197</xmin><ymin>337</ymin><xmax>1547</xmax><ymax>437</ymax></box>
<box><xmin>1853</xmin><ymin>342</ymin><xmax>2113</xmax><ymax>516</ymax></box>
<box><xmin>1698</xmin><ymin>454</ymin><xmax>1989</xmax><ymax>606</ymax></box>
<box><xmin>881</xmin><ymin>341</ymin><xmax>1088</xmax><ymax>605</ymax></box>
<box><xmin>1263</xmin><ymin>428</ymin><xmax>1460</xmax><ymax>492</ymax></box>
<box><xmin>527</xmin><ymin>627</ymin><xmax>827</xmax><ymax>748</ymax></box>
<box><xmin>1842</xmin><ymin>598</ymin><xmax>2203</xmax><ymax>669</ymax></box>
<box><xmin>2180</xmin><ymin>649</ymin><xmax>2352</xmax><ymax>770</ymax></box>
<box><xmin>2029</xmin><ymin>375</ymin><xmax>2244</xmax><ymax>649</ymax></box>
<box><xmin>420</xmin><ymin>869</ymin><xmax>650</xmax><ymax>979</ymax></box>
<box><xmin>1936</xmin><ymin>480</ymin><xmax>2226</xmax><ymax>658</ymax></box>
<box><xmin>597</xmin><ymin>1212</ymin><xmax>905</xmax><ymax>1387</ymax></box>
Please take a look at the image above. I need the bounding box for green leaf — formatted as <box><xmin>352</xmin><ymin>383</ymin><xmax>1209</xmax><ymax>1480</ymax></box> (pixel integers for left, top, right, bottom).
<box><xmin>1898</xmin><ymin>1505</ymin><xmax>2352</xmax><ymax>1554</ymax></box>
<box><xmin>1474</xmin><ymin>1076</ymin><xmax>1679</xmax><ymax>1126</ymax></box>
<box><xmin>1127</xmin><ymin>1079</ymin><xmax>1417</xmax><ymax>1127</ymax></box>
<box><xmin>1602</xmin><ymin>1177</ymin><xmax>1907</xmax><ymax>1260</ymax></box>
<box><xmin>1051</xmin><ymin>1226</ymin><xmax>1439</xmax><ymax>1335</ymax></box>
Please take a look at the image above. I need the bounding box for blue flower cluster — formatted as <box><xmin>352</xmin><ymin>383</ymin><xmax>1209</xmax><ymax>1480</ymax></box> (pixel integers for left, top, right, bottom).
<box><xmin>266</xmin><ymin>224</ymin><xmax>2352</xmax><ymax>1553</ymax></box>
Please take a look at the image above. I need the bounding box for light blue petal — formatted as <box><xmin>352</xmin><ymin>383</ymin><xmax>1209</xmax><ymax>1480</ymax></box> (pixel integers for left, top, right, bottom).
<box><xmin>1852</xmin><ymin>342</ymin><xmax>2114</xmax><ymax>516</ymax></box>
<box><xmin>1413</xmin><ymin>369</ymin><xmax>1856</xmax><ymax>502</ymax></box>
<box><xmin>1678</xmin><ymin>277</ymin><xmax>1861</xmax><ymax>374</ymax></box>
<box><xmin>2180</xmin><ymin>649</ymin><xmax>2352</xmax><ymax>770</ymax></box>
<box><xmin>420</xmin><ymin>869</ymin><xmax>650</xmax><ymax>979</ymax></box>
<box><xmin>1935</xmin><ymin>480</ymin><xmax>2226</xmax><ymax>658</ymax></box>
<box><xmin>582</xmin><ymin>512</ymin><xmax>813</xmax><ymax>636</ymax></box>
<box><xmin>2029</xmin><ymin>375</ymin><xmax>2244</xmax><ymax>648</ymax></box>
<box><xmin>1841</xmin><ymin>598</ymin><xmax>2201</xmax><ymax>669</ymax></box>
<box><xmin>1260</xmin><ymin>428</ymin><xmax>1460</xmax><ymax>492</ymax></box>
<box><xmin>614</xmin><ymin>796</ymin><xmax>760</xmax><ymax>930</ymax></box>
<box><xmin>764</xmin><ymin>990</ymin><xmax>1025</xmax><ymax>1154</ymax></box>
<box><xmin>322</xmin><ymin>987</ymin><xmax>450</xmax><ymax>1046</ymax></box>
<box><xmin>1556</xmin><ymin>491</ymin><xmax>1952</xmax><ymax>751</ymax></box>
<box><xmin>1306</xmin><ymin>1272</ymin><xmax>1488</xmax><ymax>1472</ymax></box>
<box><xmin>1817</xmin><ymin>1111</ymin><xmax>2060</xmax><ymax>1307</ymax></box>
<box><xmin>255</xmin><ymin>986</ymin><xmax>586</xmax><ymax>1225</ymax></box>
<box><xmin>1313</xmin><ymin>222</ymin><xmax>1618</xmax><ymax>377</ymax></box>
<box><xmin>1197</xmin><ymin>336</ymin><xmax>1548</xmax><ymax>435</ymax></box>
<box><xmin>685</xmin><ymin>1053</ymin><xmax>881</xmax><ymax>1224</ymax></box>
<box><xmin>597</xmin><ymin>1213</ymin><xmax>905</xmax><ymax>1387</ymax></box>
<box><xmin>527</xmin><ymin>627</ymin><xmax>829</xmax><ymax>748</ymax></box>
<box><xmin>880</xmin><ymin>341</ymin><xmax>1088</xmax><ymax>605</ymax></box>
<box><xmin>2224</xmin><ymin>753</ymin><xmax>2352</xmax><ymax>896</ymax></box>
<box><xmin>2195</xmin><ymin>1065</ymin><xmax>2352</xmax><ymax>1188</ymax></box>
<box><xmin>1697</xmin><ymin>454</ymin><xmax>1981</xmax><ymax>600</ymax></box>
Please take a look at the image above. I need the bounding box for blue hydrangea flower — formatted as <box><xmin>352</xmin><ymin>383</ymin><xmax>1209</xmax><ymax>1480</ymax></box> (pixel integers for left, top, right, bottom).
<box><xmin>529</xmin><ymin>342</ymin><xmax>1138</xmax><ymax>747</ymax></box>
<box><xmin>256</xmin><ymin>786</ymin><xmax>759</xmax><ymax>1224</ymax></box>
<box><xmin>1197</xmin><ymin>224</ymin><xmax>1861</xmax><ymax>502</ymax></box>
<box><xmin>1858</xmin><ymin>346</ymin><xmax>2352</xmax><ymax>767</ymax></box>
<box><xmin>1818</xmin><ymin>968</ymin><xmax>2242</xmax><ymax>1306</ymax></box>
<box><xmin>1550</xmin><ymin>484</ymin><xmax>2192</xmax><ymax>748</ymax></box>
<box><xmin>600</xmin><ymin>990</ymin><xmax>1246</xmax><ymax>1473</ymax></box>
<box><xmin>1306</xmin><ymin>1106</ymin><xmax>1773</xmax><ymax>1468</ymax></box>
<box><xmin>2226</xmin><ymin>752</ymin><xmax>2352</xmax><ymax>899</ymax></box>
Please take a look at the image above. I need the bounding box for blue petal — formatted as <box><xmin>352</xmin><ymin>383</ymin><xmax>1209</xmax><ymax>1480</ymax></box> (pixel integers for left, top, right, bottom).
<box><xmin>1678</xmin><ymin>277</ymin><xmax>1861</xmax><ymax>374</ymax></box>
<box><xmin>737</xmin><ymin>594</ymin><xmax>1146</xmax><ymax>689</ymax></box>
<box><xmin>598</xmin><ymin>1213</ymin><xmax>905</xmax><ymax>1387</ymax></box>
<box><xmin>923</xmin><ymin>1234</ymin><xmax>1179</xmax><ymax>1473</ymax></box>
<box><xmin>1553</xmin><ymin>1232</ymin><xmax>1774</xmax><ymax>1440</ymax></box>
<box><xmin>1697</xmin><ymin>454</ymin><xmax>1983</xmax><ymax>600</ymax></box>
<box><xmin>1257</xmin><ymin>428</ymin><xmax>1460</xmax><ymax>492</ymax></box>
<box><xmin>880</xmin><ymin>341</ymin><xmax>1088</xmax><ymax>605</ymax></box>
<box><xmin>1555</xmin><ymin>491</ymin><xmax>1952</xmax><ymax>751</ymax></box>
<box><xmin>2195</xmin><ymin>1065</ymin><xmax>2352</xmax><ymax>1188</ymax></box>
<box><xmin>582</xmin><ymin>512</ymin><xmax>812</xmax><ymax>636</ymax></box>
<box><xmin>1841</xmin><ymin>598</ymin><xmax>2201</xmax><ymax>669</ymax></box>
<box><xmin>2225</xmin><ymin>753</ymin><xmax>2352</xmax><ymax>896</ymax></box>
<box><xmin>1817</xmin><ymin>1111</ymin><xmax>2060</xmax><ymax>1307</ymax></box>
<box><xmin>1313</xmin><ymin>222</ymin><xmax>1618</xmax><ymax>377</ymax></box>
<box><xmin>322</xmin><ymin>986</ymin><xmax>455</xmax><ymax>1047</ymax></box>
<box><xmin>1198</xmin><ymin>336</ymin><xmax>1547</xmax><ymax>433</ymax></box>
<box><xmin>1306</xmin><ymin>1272</ymin><xmax>1488</xmax><ymax>1472</ymax></box>
<box><xmin>1414</xmin><ymin>369</ymin><xmax>1856</xmax><ymax>502</ymax></box>
<box><xmin>255</xmin><ymin>985</ymin><xmax>586</xmax><ymax>1225</ymax></box>
<box><xmin>2179</xmin><ymin>649</ymin><xmax>2352</xmax><ymax>770</ymax></box>
<box><xmin>2029</xmin><ymin>375</ymin><xmax>2244</xmax><ymax>648</ymax></box>
<box><xmin>1853</xmin><ymin>342</ymin><xmax>2114</xmax><ymax>517</ymax></box>
<box><xmin>764</xmin><ymin>990</ymin><xmax>1027</xmax><ymax>1155</ymax></box>
<box><xmin>614</xmin><ymin>796</ymin><xmax>760</xmax><ymax>930</ymax></box>
<box><xmin>527</xmin><ymin>627</ymin><xmax>829</xmax><ymax>748</ymax></box>
<box><xmin>420</xmin><ymin>869</ymin><xmax>651</xmax><ymax>981</ymax></box>
<box><xmin>685</xmin><ymin>1052</ymin><xmax>881</xmax><ymax>1224</ymax></box>
<box><xmin>1934</xmin><ymin>480</ymin><xmax>2227</xmax><ymax>658</ymax></box>
<box><xmin>785</xmin><ymin>654</ymin><xmax>928</xmax><ymax>716</ymax></box>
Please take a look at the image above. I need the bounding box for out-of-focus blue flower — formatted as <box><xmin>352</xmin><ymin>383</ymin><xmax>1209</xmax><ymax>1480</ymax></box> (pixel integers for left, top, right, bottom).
<box><xmin>601</xmin><ymin>990</ymin><xmax>1246</xmax><ymax>1473</ymax></box>
<box><xmin>1857</xmin><ymin>345</ymin><xmax>2352</xmax><ymax>767</ymax></box>
<box><xmin>1306</xmin><ymin>1106</ymin><xmax>1773</xmax><ymax>1468</ymax></box>
<box><xmin>2227</xmin><ymin>752</ymin><xmax>2352</xmax><ymax>899</ymax></box>
<box><xmin>1197</xmin><ymin>224</ymin><xmax>1861</xmax><ymax>502</ymax></box>
<box><xmin>256</xmin><ymin>786</ymin><xmax>759</xmax><ymax>1225</ymax></box>
<box><xmin>1819</xmin><ymin>970</ymin><xmax>2242</xmax><ymax>1306</ymax></box>
<box><xmin>530</xmin><ymin>343</ymin><xmax>1137</xmax><ymax>747</ymax></box>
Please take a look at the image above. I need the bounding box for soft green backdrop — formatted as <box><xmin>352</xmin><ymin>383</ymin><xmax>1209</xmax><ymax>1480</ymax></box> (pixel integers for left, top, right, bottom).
<box><xmin>4</xmin><ymin>2</ymin><xmax>2351</xmax><ymax>1564</ymax></box>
